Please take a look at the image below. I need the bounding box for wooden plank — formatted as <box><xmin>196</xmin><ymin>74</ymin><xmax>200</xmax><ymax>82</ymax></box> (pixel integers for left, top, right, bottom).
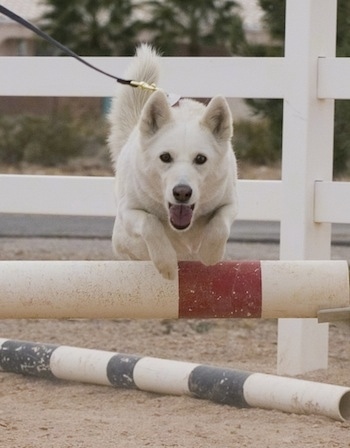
<box><xmin>277</xmin><ymin>0</ymin><xmax>336</xmax><ymax>376</ymax></box>
<box><xmin>0</xmin><ymin>175</ymin><xmax>116</xmax><ymax>217</ymax></box>
<box><xmin>314</xmin><ymin>181</ymin><xmax>350</xmax><ymax>224</ymax></box>
<box><xmin>318</xmin><ymin>57</ymin><xmax>350</xmax><ymax>99</ymax></box>
<box><xmin>0</xmin><ymin>56</ymin><xmax>285</xmax><ymax>98</ymax></box>
<box><xmin>0</xmin><ymin>175</ymin><xmax>281</xmax><ymax>221</ymax></box>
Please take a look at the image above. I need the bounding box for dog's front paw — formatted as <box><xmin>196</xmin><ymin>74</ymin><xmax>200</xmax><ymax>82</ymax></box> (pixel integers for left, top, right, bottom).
<box><xmin>153</xmin><ymin>255</ymin><xmax>178</xmax><ymax>281</ymax></box>
<box><xmin>198</xmin><ymin>238</ymin><xmax>226</xmax><ymax>266</ymax></box>
<box><xmin>147</xmin><ymin>242</ymin><xmax>178</xmax><ymax>280</ymax></box>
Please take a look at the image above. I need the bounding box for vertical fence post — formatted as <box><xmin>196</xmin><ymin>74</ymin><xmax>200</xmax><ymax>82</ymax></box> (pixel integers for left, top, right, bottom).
<box><xmin>278</xmin><ymin>0</ymin><xmax>337</xmax><ymax>374</ymax></box>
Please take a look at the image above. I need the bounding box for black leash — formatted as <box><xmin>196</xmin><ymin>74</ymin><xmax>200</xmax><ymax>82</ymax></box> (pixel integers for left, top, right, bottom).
<box><xmin>0</xmin><ymin>4</ymin><xmax>157</xmax><ymax>91</ymax></box>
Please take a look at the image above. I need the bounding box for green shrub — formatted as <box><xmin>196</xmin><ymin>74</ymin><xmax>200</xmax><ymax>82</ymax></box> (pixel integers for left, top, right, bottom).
<box><xmin>234</xmin><ymin>119</ymin><xmax>281</xmax><ymax>165</ymax></box>
<box><xmin>0</xmin><ymin>114</ymin><xmax>86</xmax><ymax>166</ymax></box>
<box><xmin>334</xmin><ymin>101</ymin><xmax>350</xmax><ymax>175</ymax></box>
<box><xmin>0</xmin><ymin>116</ymin><xmax>28</xmax><ymax>164</ymax></box>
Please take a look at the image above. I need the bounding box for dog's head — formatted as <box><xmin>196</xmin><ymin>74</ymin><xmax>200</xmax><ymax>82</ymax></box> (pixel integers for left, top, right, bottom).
<box><xmin>137</xmin><ymin>91</ymin><xmax>234</xmax><ymax>231</ymax></box>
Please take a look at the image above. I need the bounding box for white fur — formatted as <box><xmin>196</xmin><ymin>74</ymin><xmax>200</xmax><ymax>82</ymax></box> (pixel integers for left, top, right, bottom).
<box><xmin>108</xmin><ymin>45</ymin><xmax>238</xmax><ymax>280</ymax></box>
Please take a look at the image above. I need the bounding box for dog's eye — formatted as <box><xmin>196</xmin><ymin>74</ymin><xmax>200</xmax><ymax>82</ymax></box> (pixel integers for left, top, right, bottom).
<box><xmin>194</xmin><ymin>154</ymin><xmax>207</xmax><ymax>165</ymax></box>
<box><xmin>160</xmin><ymin>152</ymin><xmax>173</xmax><ymax>163</ymax></box>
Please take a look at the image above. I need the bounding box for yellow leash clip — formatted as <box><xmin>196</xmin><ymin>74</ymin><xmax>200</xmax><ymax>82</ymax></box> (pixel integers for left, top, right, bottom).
<box><xmin>130</xmin><ymin>80</ymin><xmax>181</xmax><ymax>106</ymax></box>
<box><xmin>129</xmin><ymin>81</ymin><xmax>158</xmax><ymax>91</ymax></box>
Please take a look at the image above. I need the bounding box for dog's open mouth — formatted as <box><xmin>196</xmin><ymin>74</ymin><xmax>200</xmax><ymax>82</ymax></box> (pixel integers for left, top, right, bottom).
<box><xmin>168</xmin><ymin>204</ymin><xmax>195</xmax><ymax>230</ymax></box>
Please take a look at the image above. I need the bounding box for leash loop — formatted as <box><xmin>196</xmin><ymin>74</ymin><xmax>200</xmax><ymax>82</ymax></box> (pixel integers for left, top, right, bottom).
<box><xmin>0</xmin><ymin>4</ymin><xmax>185</xmax><ymax>104</ymax></box>
<box><xmin>0</xmin><ymin>4</ymin><xmax>155</xmax><ymax>90</ymax></box>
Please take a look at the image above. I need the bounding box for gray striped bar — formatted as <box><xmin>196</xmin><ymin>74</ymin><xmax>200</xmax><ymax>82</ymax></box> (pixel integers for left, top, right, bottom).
<box><xmin>0</xmin><ymin>338</ymin><xmax>349</xmax><ymax>421</ymax></box>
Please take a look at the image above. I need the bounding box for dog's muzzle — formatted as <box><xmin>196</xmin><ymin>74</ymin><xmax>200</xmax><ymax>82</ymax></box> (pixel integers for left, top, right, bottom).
<box><xmin>168</xmin><ymin>184</ymin><xmax>195</xmax><ymax>230</ymax></box>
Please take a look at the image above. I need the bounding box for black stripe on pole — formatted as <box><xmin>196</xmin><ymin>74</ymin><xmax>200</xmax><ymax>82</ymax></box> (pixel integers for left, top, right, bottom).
<box><xmin>106</xmin><ymin>353</ymin><xmax>141</xmax><ymax>388</ymax></box>
<box><xmin>188</xmin><ymin>365</ymin><xmax>252</xmax><ymax>407</ymax></box>
<box><xmin>0</xmin><ymin>340</ymin><xmax>58</xmax><ymax>379</ymax></box>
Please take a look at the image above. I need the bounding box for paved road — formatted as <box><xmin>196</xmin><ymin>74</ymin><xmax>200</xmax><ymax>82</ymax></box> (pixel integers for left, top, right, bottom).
<box><xmin>1</xmin><ymin>213</ymin><xmax>350</xmax><ymax>245</ymax></box>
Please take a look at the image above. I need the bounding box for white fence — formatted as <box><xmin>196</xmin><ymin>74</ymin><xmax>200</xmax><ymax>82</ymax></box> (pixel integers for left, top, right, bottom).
<box><xmin>0</xmin><ymin>0</ymin><xmax>349</xmax><ymax>375</ymax></box>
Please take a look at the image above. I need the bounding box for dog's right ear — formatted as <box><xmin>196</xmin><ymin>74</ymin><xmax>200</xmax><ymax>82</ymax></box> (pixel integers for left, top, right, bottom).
<box><xmin>139</xmin><ymin>90</ymin><xmax>171</xmax><ymax>137</ymax></box>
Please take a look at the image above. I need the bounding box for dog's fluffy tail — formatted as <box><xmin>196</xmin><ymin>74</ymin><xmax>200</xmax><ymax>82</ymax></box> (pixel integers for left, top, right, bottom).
<box><xmin>108</xmin><ymin>44</ymin><xmax>160</xmax><ymax>170</ymax></box>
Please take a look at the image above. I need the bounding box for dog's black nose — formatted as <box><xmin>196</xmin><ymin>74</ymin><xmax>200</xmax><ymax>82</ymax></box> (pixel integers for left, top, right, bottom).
<box><xmin>173</xmin><ymin>184</ymin><xmax>192</xmax><ymax>203</ymax></box>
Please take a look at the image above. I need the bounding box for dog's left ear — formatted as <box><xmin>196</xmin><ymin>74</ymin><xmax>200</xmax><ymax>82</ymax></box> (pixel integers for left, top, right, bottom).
<box><xmin>201</xmin><ymin>96</ymin><xmax>233</xmax><ymax>141</ymax></box>
<box><xmin>140</xmin><ymin>90</ymin><xmax>171</xmax><ymax>137</ymax></box>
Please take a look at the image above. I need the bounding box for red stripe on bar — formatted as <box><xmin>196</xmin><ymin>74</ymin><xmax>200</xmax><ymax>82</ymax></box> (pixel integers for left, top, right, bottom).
<box><xmin>178</xmin><ymin>261</ymin><xmax>262</xmax><ymax>318</ymax></box>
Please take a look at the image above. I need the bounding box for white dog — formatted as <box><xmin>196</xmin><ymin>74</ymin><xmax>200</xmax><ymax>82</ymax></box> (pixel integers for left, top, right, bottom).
<box><xmin>108</xmin><ymin>45</ymin><xmax>238</xmax><ymax>280</ymax></box>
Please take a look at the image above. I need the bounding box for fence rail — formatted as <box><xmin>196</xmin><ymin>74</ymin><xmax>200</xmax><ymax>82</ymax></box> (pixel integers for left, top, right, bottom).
<box><xmin>0</xmin><ymin>56</ymin><xmax>285</xmax><ymax>98</ymax></box>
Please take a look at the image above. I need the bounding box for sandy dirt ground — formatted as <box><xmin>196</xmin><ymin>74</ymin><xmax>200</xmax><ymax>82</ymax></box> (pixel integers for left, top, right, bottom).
<box><xmin>0</xmin><ymin>237</ymin><xmax>349</xmax><ymax>448</ymax></box>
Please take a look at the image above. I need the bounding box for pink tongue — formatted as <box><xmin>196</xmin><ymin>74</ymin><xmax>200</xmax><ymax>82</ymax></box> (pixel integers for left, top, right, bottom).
<box><xmin>169</xmin><ymin>204</ymin><xmax>193</xmax><ymax>229</ymax></box>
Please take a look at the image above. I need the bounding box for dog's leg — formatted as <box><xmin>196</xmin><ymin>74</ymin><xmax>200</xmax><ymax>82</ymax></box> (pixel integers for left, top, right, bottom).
<box><xmin>115</xmin><ymin>210</ymin><xmax>178</xmax><ymax>280</ymax></box>
<box><xmin>198</xmin><ymin>204</ymin><xmax>237</xmax><ymax>266</ymax></box>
